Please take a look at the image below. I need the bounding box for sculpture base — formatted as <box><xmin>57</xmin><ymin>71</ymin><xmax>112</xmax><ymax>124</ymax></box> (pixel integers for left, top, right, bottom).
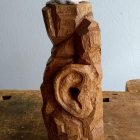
<box><xmin>0</xmin><ymin>90</ymin><xmax>140</xmax><ymax>140</ymax></box>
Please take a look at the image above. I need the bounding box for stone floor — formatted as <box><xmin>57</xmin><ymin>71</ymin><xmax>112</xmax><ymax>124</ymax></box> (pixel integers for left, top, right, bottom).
<box><xmin>0</xmin><ymin>90</ymin><xmax>140</xmax><ymax>140</ymax></box>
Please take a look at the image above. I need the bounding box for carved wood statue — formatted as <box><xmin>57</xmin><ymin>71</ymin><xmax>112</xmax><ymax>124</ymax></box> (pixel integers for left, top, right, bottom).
<box><xmin>41</xmin><ymin>2</ymin><xmax>104</xmax><ymax>140</ymax></box>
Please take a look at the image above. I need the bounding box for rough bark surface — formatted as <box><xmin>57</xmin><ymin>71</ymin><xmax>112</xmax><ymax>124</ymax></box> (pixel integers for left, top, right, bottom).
<box><xmin>41</xmin><ymin>2</ymin><xmax>104</xmax><ymax>140</ymax></box>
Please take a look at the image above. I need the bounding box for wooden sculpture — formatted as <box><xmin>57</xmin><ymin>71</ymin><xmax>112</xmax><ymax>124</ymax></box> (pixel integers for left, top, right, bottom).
<box><xmin>41</xmin><ymin>2</ymin><xmax>104</xmax><ymax>140</ymax></box>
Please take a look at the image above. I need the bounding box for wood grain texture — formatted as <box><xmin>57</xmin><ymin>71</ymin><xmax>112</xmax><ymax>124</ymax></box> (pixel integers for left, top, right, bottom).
<box><xmin>41</xmin><ymin>2</ymin><xmax>104</xmax><ymax>140</ymax></box>
<box><xmin>1</xmin><ymin>90</ymin><xmax>140</xmax><ymax>140</ymax></box>
<box><xmin>104</xmin><ymin>91</ymin><xmax>140</xmax><ymax>140</ymax></box>
<box><xmin>126</xmin><ymin>79</ymin><xmax>140</xmax><ymax>92</ymax></box>
<box><xmin>0</xmin><ymin>90</ymin><xmax>47</xmax><ymax>140</ymax></box>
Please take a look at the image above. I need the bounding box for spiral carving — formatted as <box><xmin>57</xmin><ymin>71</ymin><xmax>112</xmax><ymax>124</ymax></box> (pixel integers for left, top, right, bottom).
<box><xmin>54</xmin><ymin>64</ymin><xmax>93</xmax><ymax>118</ymax></box>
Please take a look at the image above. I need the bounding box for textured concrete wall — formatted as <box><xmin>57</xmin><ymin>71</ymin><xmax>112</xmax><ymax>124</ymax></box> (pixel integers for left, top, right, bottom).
<box><xmin>0</xmin><ymin>0</ymin><xmax>140</xmax><ymax>90</ymax></box>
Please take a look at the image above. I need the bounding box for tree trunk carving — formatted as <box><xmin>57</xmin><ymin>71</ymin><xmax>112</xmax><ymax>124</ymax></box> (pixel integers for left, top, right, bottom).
<box><xmin>41</xmin><ymin>2</ymin><xmax>104</xmax><ymax>140</ymax></box>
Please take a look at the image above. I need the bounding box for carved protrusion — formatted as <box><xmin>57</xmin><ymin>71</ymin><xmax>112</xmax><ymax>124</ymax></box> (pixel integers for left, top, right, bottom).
<box><xmin>54</xmin><ymin>64</ymin><xmax>93</xmax><ymax>118</ymax></box>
